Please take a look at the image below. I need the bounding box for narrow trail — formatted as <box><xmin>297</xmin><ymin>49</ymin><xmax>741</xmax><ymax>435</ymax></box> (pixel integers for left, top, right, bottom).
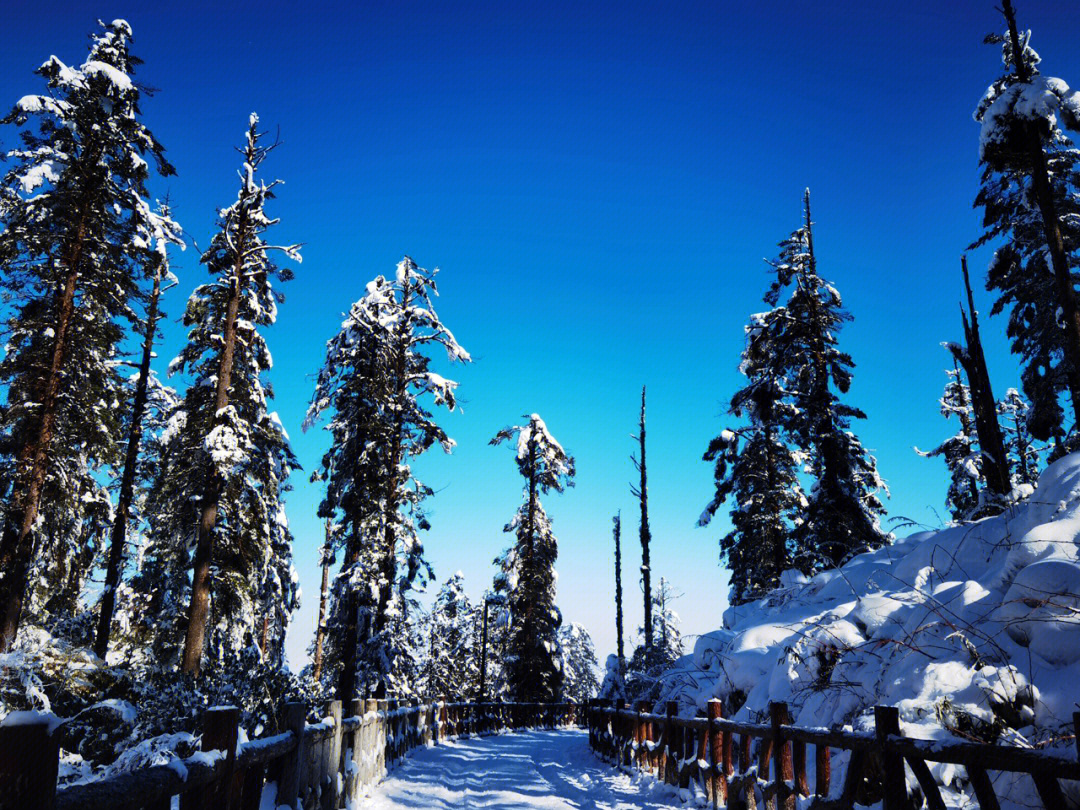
<box><xmin>363</xmin><ymin>729</ymin><xmax>680</xmax><ymax>809</ymax></box>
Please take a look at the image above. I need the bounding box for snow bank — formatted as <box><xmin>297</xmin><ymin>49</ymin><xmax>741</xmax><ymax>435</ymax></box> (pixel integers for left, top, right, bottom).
<box><xmin>660</xmin><ymin>451</ymin><xmax>1080</xmax><ymax>807</ymax></box>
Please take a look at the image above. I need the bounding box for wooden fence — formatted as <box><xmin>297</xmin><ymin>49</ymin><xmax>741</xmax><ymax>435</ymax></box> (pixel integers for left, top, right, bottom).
<box><xmin>587</xmin><ymin>699</ymin><xmax>1080</xmax><ymax>810</ymax></box>
<box><xmin>0</xmin><ymin>699</ymin><xmax>583</xmax><ymax>810</ymax></box>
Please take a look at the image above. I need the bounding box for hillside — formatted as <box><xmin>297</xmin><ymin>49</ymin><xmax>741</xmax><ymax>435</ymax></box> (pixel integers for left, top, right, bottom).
<box><xmin>660</xmin><ymin>452</ymin><xmax>1080</xmax><ymax>806</ymax></box>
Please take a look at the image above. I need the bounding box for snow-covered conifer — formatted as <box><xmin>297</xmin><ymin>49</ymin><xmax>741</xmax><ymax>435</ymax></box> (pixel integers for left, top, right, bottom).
<box><xmin>973</xmin><ymin>1</ymin><xmax>1080</xmax><ymax>446</ymax></box>
<box><xmin>998</xmin><ymin>388</ymin><xmax>1043</xmax><ymax>490</ymax></box>
<box><xmin>145</xmin><ymin>116</ymin><xmax>300</xmax><ymax>674</ymax></box>
<box><xmin>305</xmin><ymin>257</ymin><xmax>468</xmax><ymax>700</ymax></box>
<box><xmin>761</xmin><ymin>190</ymin><xmax>888</xmax><ymax>569</ymax></box>
<box><xmin>598</xmin><ymin>654</ymin><xmax>626</xmax><ymax>701</ymax></box>
<box><xmin>700</xmin><ymin>304</ymin><xmax>805</xmax><ymax>601</ymax></box>
<box><xmin>423</xmin><ymin>572</ymin><xmax>477</xmax><ymax>698</ymax></box>
<box><xmin>491</xmin><ymin>414</ymin><xmax>575</xmax><ymax>702</ymax></box>
<box><xmin>94</xmin><ymin>204</ymin><xmax>183</xmax><ymax>659</ymax></box>
<box><xmin>650</xmin><ymin>578</ymin><xmax>683</xmax><ymax>667</ymax></box>
<box><xmin>917</xmin><ymin>365</ymin><xmax>983</xmax><ymax>522</ymax></box>
<box><xmin>558</xmin><ymin>622</ymin><xmax>599</xmax><ymax>703</ymax></box>
<box><xmin>0</xmin><ymin>20</ymin><xmax>179</xmax><ymax>650</ymax></box>
<box><xmin>625</xmin><ymin>578</ymin><xmax>683</xmax><ymax>703</ymax></box>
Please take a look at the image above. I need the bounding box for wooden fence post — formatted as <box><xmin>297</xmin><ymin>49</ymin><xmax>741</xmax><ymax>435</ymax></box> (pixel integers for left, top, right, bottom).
<box><xmin>815</xmin><ymin>743</ymin><xmax>831</xmax><ymax>798</ymax></box>
<box><xmin>180</xmin><ymin>705</ymin><xmax>238</xmax><ymax>810</ymax></box>
<box><xmin>665</xmin><ymin>701</ymin><xmax>678</xmax><ymax>786</ymax></box>
<box><xmin>679</xmin><ymin>712</ymin><xmax>693</xmax><ymax>791</ymax></box>
<box><xmin>875</xmin><ymin>706</ymin><xmax>910</xmax><ymax>810</ymax></box>
<box><xmin>634</xmin><ymin>702</ymin><xmax>647</xmax><ymax>771</ymax></box>
<box><xmin>695</xmin><ymin>709</ymin><xmax>711</xmax><ymax>805</ymax></box>
<box><xmin>0</xmin><ymin>715</ymin><xmax>59</xmax><ymax>810</ymax></box>
<box><xmin>321</xmin><ymin>700</ymin><xmax>342</xmax><ymax>810</ymax></box>
<box><xmin>276</xmin><ymin>701</ymin><xmax>307</xmax><ymax>810</ymax></box>
<box><xmin>707</xmin><ymin>699</ymin><xmax>724</xmax><ymax>808</ymax></box>
<box><xmin>345</xmin><ymin>699</ymin><xmax>362</xmax><ymax>804</ymax></box>
<box><xmin>793</xmin><ymin>733</ymin><xmax>809</xmax><ymax>798</ymax></box>
<box><xmin>770</xmin><ymin>702</ymin><xmax>794</xmax><ymax>810</ymax></box>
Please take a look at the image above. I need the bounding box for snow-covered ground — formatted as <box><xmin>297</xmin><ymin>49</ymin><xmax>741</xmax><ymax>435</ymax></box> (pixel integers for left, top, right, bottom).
<box><xmin>364</xmin><ymin>729</ymin><xmax>677</xmax><ymax>809</ymax></box>
<box><xmin>657</xmin><ymin>451</ymin><xmax>1080</xmax><ymax>808</ymax></box>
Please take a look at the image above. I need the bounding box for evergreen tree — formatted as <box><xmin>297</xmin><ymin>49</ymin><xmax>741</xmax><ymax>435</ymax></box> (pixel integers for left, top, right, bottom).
<box><xmin>145</xmin><ymin>116</ymin><xmax>301</xmax><ymax>674</ymax></box>
<box><xmin>917</xmin><ymin>365</ymin><xmax>982</xmax><ymax>522</ymax></box>
<box><xmin>700</xmin><ymin>305</ymin><xmax>806</xmax><ymax>602</ymax></box>
<box><xmin>764</xmin><ymin>190</ymin><xmax>888</xmax><ymax>569</ymax></box>
<box><xmin>973</xmin><ymin>0</ymin><xmax>1080</xmax><ymax>445</ymax></box>
<box><xmin>491</xmin><ymin>414</ymin><xmax>575</xmax><ymax>702</ymax></box>
<box><xmin>305</xmin><ymin>257</ymin><xmax>468</xmax><ymax>701</ymax></box>
<box><xmin>998</xmin><ymin>388</ymin><xmax>1042</xmax><ymax>490</ymax></box>
<box><xmin>94</xmin><ymin>204</ymin><xmax>183</xmax><ymax>659</ymax></box>
<box><xmin>598</xmin><ymin>654</ymin><xmax>626</xmax><ymax>701</ymax></box>
<box><xmin>558</xmin><ymin>622</ymin><xmax>599</xmax><ymax>703</ymax></box>
<box><xmin>478</xmin><ymin>588</ymin><xmax>509</xmax><ymax>700</ymax></box>
<box><xmin>649</xmin><ymin>577</ymin><xmax>684</xmax><ymax>667</ymax></box>
<box><xmin>0</xmin><ymin>20</ymin><xmax>178</xmax><ymax>650</ymax></box>
<box><xmin>625</xmin><ymin>579</ymin><xmax>683</xmax><ymax>704</ymax></box>
<box><xmin>424</xmin><ymin>572</ymin><xmax>477</xmax><ymax>698</ymax></box>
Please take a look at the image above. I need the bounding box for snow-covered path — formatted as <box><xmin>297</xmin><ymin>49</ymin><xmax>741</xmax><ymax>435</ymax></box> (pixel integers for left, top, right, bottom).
<box><xmin>364</xmin><ymin>729</ymin><xmax>678</xmax><ymax>809</ymax></box>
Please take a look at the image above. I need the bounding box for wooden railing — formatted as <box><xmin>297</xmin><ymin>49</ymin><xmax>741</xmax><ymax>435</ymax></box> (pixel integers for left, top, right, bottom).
<box><xmin>0</xmin><ymin>699</ymin><xmax>583</xmax><ymax>810</ymax></box>
<box><xmin>587</xmin><ymin>699</ymin><xmax>1080</xmax><ymax>810</ymax></box>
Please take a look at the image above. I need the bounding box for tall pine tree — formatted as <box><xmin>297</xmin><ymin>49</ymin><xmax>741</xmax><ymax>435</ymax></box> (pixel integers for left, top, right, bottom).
<box><xmin>700</xmin><ymin>306</ymin><xmax>805</xmax><ymax>602</ymax></box>
<box><xmin>765</xmin><ymin>191</ymin><xmax>888</xmax><ymax>569</ymax></box>
<box><xmin>305</xmin><ymin>258</ymin><xmax>468</xmax><ymax>700</ymax></box>
<box><xmin>0</xmin><ymin>20</ymin><xmax>178</xmax><ymax>650</ymax></box>
<box><xmin>491</xmin><ymin>414</ymin><xmax>575</xmax><ymax>702</ymax></box>
<box><xmin>149</xmin><ymin>115</ymin><xmax>301</xmax><ymax>674</ymax></box>
<box><xmin>973</xmin><ymin>0</ymin><xmax>1080</xmax><ymax>446</ymax></box>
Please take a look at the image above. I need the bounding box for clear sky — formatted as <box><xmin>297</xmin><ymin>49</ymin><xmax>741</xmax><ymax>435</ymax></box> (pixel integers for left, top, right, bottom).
<box><xmin>3</xmin><ymin>1</ymin><xmax>1080</xmax><ymax>672</ymax></box>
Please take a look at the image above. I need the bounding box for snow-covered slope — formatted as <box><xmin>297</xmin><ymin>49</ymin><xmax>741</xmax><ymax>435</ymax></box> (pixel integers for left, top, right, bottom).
<box><xmin>660</xmin><ymin>452</ymin><xmax>1080</xmax><ymax>804</ymax></box>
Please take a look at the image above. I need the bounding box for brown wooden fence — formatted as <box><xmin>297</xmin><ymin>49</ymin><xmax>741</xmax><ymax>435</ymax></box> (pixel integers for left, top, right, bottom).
<box><xmin>586</xmin><ymin>699</ymin><xmax>1080</xmax><ymax>810</ymax></box>
<box><xmin>0</xmin><ymin>699</ymin><xmax>583</xmax><ymax>810</ymax></box>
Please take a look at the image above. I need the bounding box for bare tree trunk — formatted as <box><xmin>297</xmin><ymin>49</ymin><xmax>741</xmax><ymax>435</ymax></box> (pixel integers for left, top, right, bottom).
<box><xmin>952</xmin><ymin>360</ymin><xmax>982</xmax><ymax>505</ymax></box>
<box><xmin>613</xmin><ymin>512</ymin><xmax>625</xmax><ymax>679</ymax></box>
<box><xmin>1002</xmin><ymin>0</ymin><xmax>1080</xmax><ymax>426</ymax></box>
<box><xmin>0</xmin><ymin>212</ymin><xmax>88</xmax><ymax>652</ymax></box>
<box><xmin>958</xmin><ymin>256</ymin><xmax>1011</xmax><ymax>496</ymax></box>
<box><xmin>632</xmin><ymin>386</ymin><xmax>652</xmax><ymax>650</ymax></box>
<box><xmin>180</xmin><ymin>210</ymin><xmax>247</xmax><ymax>676</ymax></box>
<box><xmin>337</xmin><ymin>534</ymin><xmax>362</xmax><ymax>703</ymax></box>
<box><xmin>93</xmin><ymin>266</ymin><xmax>165</xmax><ymax>660</ymax></box>
<box><xmin>312</xmin><ymin>520</ymin><xmax>331</xmax><ymax>682</ymax></box>
<box><xmin>259</xmin><ymin>615</ymin><xmax>270</xmax><ymax>658</ymax></box>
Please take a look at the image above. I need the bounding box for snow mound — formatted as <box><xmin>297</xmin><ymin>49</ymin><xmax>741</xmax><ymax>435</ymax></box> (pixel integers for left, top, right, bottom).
<box><xmin>659</xmin><ymin>451</ymin><xmax>1080</xmax><ymax>807</ymax></box>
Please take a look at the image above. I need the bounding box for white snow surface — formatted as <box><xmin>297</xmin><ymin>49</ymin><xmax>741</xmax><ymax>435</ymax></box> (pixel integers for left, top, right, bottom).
<box><xmin>365</xmin><ymin>729</ymin><xmax>679</xmax><ymax>809</ymax></box>
<box><xmin>659</xmin><ymin>451</ymin><xmax>1080</xmax><ymax>808</ymax></box>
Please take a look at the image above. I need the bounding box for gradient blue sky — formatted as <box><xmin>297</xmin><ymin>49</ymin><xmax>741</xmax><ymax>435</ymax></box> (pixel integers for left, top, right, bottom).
<box><xmin>3</xmin><ymin>1</ymin><xmax>1080</xmax><ymax>671</ymax></box>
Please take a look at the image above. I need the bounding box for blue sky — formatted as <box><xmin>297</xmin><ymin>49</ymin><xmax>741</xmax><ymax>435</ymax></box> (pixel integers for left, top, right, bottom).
<box><xmin>3</xmin><ymin>1</ymin><xmax>1080</xmax><ymax>671</ymax></box>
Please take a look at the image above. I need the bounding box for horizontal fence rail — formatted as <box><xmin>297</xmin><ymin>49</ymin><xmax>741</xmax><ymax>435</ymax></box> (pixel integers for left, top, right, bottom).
<box><xmin>586</xmin><ymin>699</ymin><xmax>1080</xmax><ymax>810</ymax></box>
<box><xmin>0</xmin><ymin>699</ymin><xmax>583</xmax><ymax>810</ymax></box>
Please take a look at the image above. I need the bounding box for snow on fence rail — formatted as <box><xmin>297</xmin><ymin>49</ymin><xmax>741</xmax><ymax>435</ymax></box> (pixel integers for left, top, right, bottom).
<box><xmin>586</xmin><ymin>699</ymin><xmax>1080</xmax><ymax>810</ymax></box>
<box><xmin>0</xmin><ymin>699</ymin><xmax>583</xmax><ymax>810</ymax></box>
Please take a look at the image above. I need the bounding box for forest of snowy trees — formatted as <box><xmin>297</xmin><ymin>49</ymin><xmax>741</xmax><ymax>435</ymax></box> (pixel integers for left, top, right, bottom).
<box><xmin>1</xmin><ymin>0</ymin><xmax>1080</xmax><ymax>794</ymax></box>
